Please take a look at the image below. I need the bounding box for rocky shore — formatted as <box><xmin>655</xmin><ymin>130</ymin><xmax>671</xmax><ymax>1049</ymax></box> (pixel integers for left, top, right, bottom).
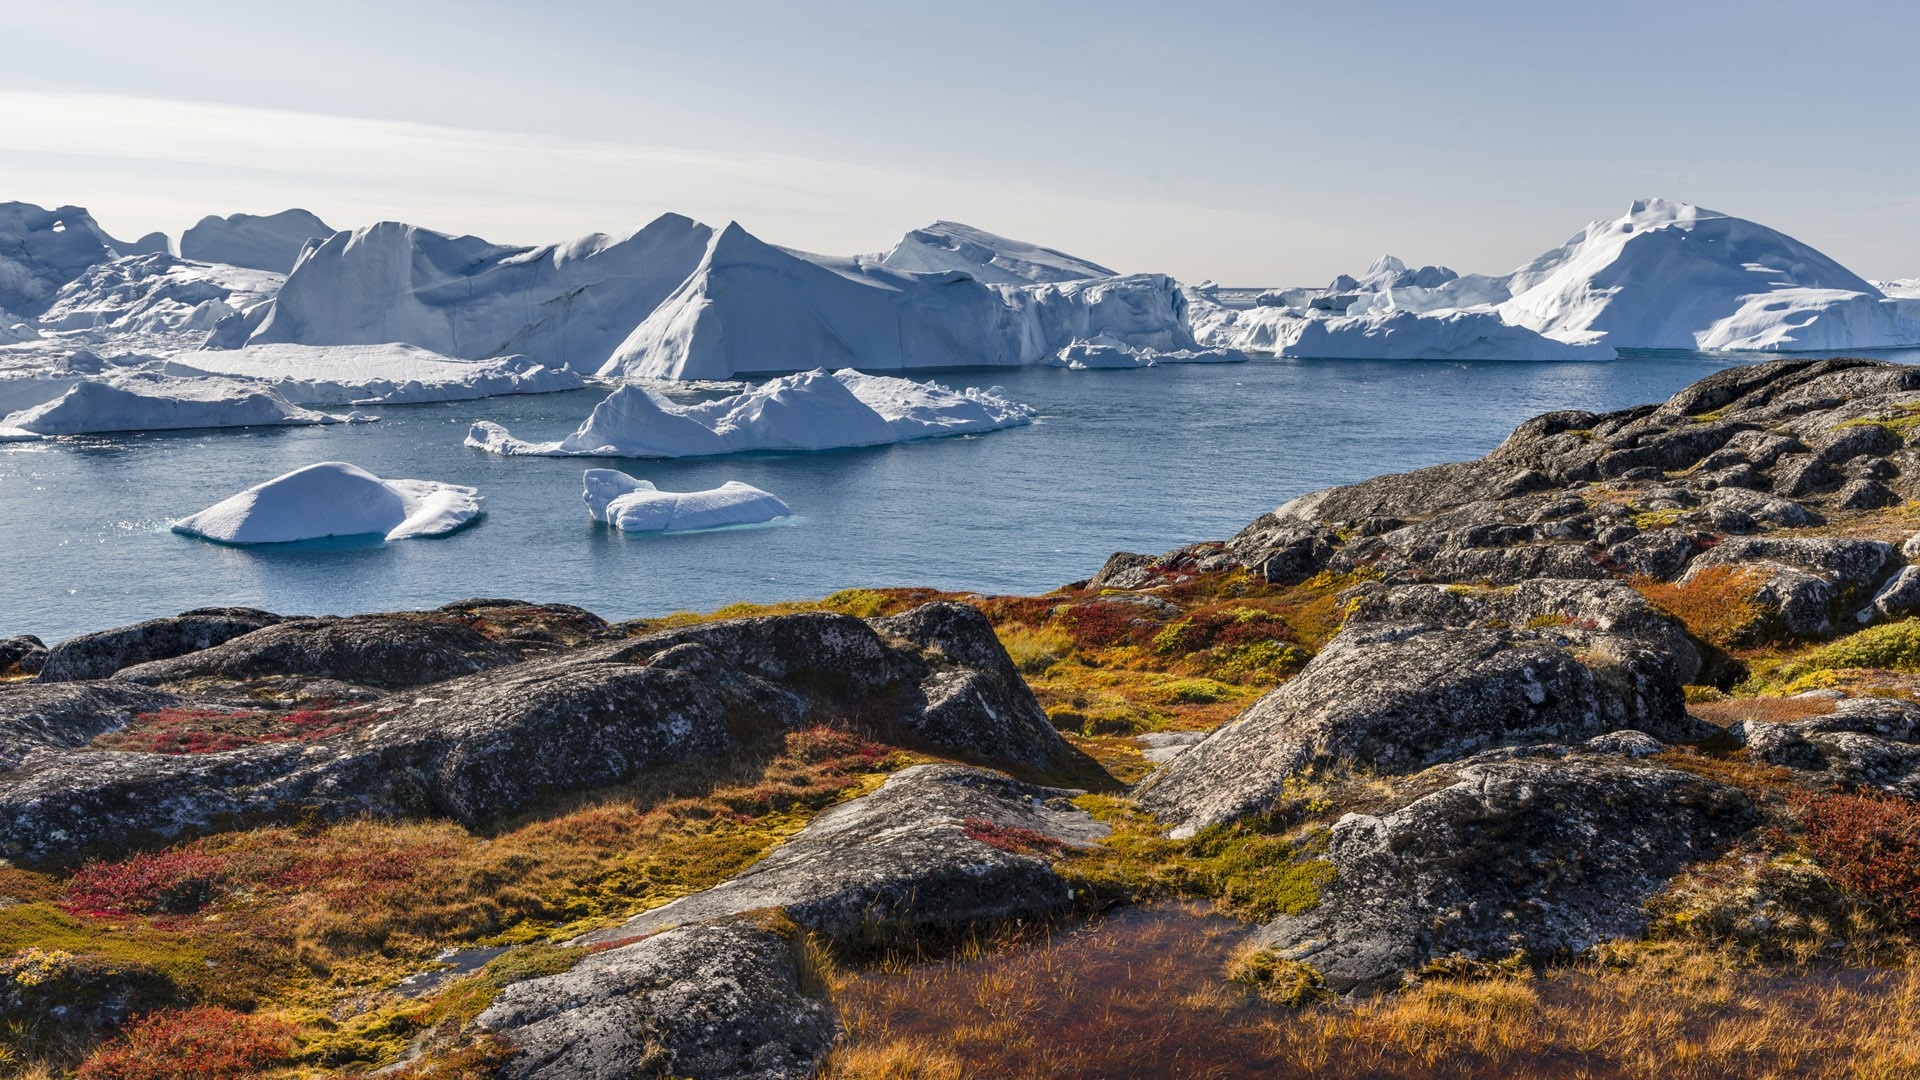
<box><xmin>7</xmin><ymin>357</ymin><xmax>1920</xmax><ymax>1077</ymax></box>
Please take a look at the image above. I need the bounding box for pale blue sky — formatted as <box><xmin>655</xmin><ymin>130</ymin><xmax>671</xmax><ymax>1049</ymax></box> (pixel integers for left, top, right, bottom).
<box><xmin>2</xmin><ymin>0</ymin><xmax>1913</xmax><ymax>283</ymax></box>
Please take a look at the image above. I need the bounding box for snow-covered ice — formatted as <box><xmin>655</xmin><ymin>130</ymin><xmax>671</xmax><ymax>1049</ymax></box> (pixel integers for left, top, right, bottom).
<box><xmin>583</xmin><ymin>468</ymin><xmax>790</xmax><ymax>532</ymax></box>
<box><xmin>1192</xmin><ymin>305</ymin><xmax>1613</xmax><ymax>362</ymax></box>
<box><xmin>179</xmin><ymin>209</ymin><xmax>335</xmax><ymax>274</ymax></box>
<box><xmin>166</xmin><ymin>342</ymin><xmax>583</xmax><ymax>404</ymax></box>
<box><xmin>172</xmin><ymin>461</ymin><xmax>480</xmax><ymax>544</ymax></box>
<box><xmin>34</xmin><ymin>254</ymin><xmax>283</xmax><ymax>346</ymax></box>
<box><xmin>219</xmin><ymin>214</ymin><xmax>715</xmax><ymax>371</ymax></box>
<box><xmin>468</xmin><ymin>368</ymin><xmax>1033</xmax><ymax>458</ymax></box>
<box><xmin>602</xmin><ymin>222</ymin><xmax>1215</xmax><ymax>379</ymax></box>
<box><xmin>1</xmin><ymin>374</ymin><xmax>356</xmax><ymax>437</ymax></box>
<box><xmin>875</xmin><ymin>221</ymin><xmax>1116</xmax><ymax>284</ymax></box>
<box><xmin>0</xmin><ymin>202</ymin><xmax>128</xmax><ymax>314</ymax></box>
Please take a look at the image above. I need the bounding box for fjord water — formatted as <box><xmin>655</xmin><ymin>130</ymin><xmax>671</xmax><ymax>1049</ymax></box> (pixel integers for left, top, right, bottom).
<box><xmin>0</xmin><ymin>354</ymin><xmax>1843</xmax><ymax>642</ymax></box>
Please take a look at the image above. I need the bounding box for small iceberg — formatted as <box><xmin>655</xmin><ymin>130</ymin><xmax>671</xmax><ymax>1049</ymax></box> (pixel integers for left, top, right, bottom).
<box><xmin>173</xmin><ymin>462</ymin><xmax>481</xmax><ymax>544</ymax></box>
<box><xmin>584</xmin><ymin>468</ymin><xmax>790</xmax><ymax>533</ymax></box>
<box><xmin>468</xmin><ymin>368</ymin><xmax>1033</xmax><ymax>458</ymax></box>
<box><xmin>1</xmin><ymin>375</ymin><xmax>359</xmax><ymax>437</ymax></box>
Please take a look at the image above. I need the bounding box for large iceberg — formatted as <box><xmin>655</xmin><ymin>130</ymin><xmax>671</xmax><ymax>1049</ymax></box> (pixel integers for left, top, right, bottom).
<box><xmin>34</xmin><ymin>254</ymin><xmax>283</xmax><ymax>347</ymax></box>
<box><xmin>167</xmin><ymin>342</ymin><xmax>583</xmax><ymax>404</ymax></box>
<box><xmin>601</xmin><ymin>222</ymin><xmax>1223</xmax><ymax>379</ymax></box>
<box><xmin>0</xmin><ymin>202</ymin><xmax>125</xmax><ymax>314</ymax></box>
<box><xmin>1195</xmin><ymin>306</ymin><xmax>1612</xmax><ymax>362</ymax></box>
<box><xmin>468</xmin><ymin>367</ymin><xmax>1033</xmax><ymax>458</ymax></box>
<box><xmin>583</xmin><ymin>468</ymin><xmax>790</xmax><ymax>532</ymax></box>
<box><xmin>172</xmin><ymin>461</ymin><xmax>480</xmax><ymax>544</ymax></box>
<box><xmin>1</xmin><ymin>374</ymin><xmax>355</xmax><ymax>437</ymax></box>
<box><xmin>179</xmin><ymin>209</ymin><xmax>335</xmax><ymax>274</ymax></box>
<box><xmin>218</xmin><ymin>214</ymin><xmax>716</xmax><ymax>371</ymax></box>
<box><xmin>875</xmin><ymin>221</ymin><xmax>1116</xmax><ymax>284</ymax></box>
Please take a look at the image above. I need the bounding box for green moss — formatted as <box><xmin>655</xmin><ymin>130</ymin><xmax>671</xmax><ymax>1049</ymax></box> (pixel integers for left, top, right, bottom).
<box><xmin>1153</xmin><ymin>677</ymin><xmax>1241</xmax><ymax>705</ymax></box>
<box><xmin>1632</xmin><ymin>508</ymin><xmax>1687</xmax><ymax>530</ymax></box>
<box><xmin>0</xmin><ymin>903</ymin><xmax>211</xmax><ymax>990</ymax></box>
<box><xmin>1777</xmin><ymin>620</ymin><xmax>1920</xmax><ymax>683</ymax></box>
<box><xmin>1837</xmin><ymin>403</ymin><xmax>1920</xmax><ymax>440</ymax></box>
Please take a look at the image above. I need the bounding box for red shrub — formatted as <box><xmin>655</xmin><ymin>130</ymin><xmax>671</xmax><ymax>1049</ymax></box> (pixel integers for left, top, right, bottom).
<box><xmin>1796</xmin><ymin>791</ymin><xmax>1920</xmax><ymax>925</ymax></box>
<box><xmin>76</xmin><ymin>1006</ymin><xmax>292</xmax><ymax>1080</ymax></box>
<box><xmin>1058</xmin><ymin>602</ymin><xmax>1155</xmax><ymax>649</ymax></box>
<box><xmin>92</xmin><ymin>703</ymin><xmax>374</xmax><ymax>755</ymax></box>
<box><xmin>63</xmin><ymin>850</ymin><xmax>232</xmax><ymax>917</ymax></box>
<box><xmin>962</xmin><ymin>818</ymin><xmax>1068</xmax><ymax>860</ymax></box>
<box><xmin>785</xmin><ymin>725</ymin><xmax>887</xmax><ymax>768</ymax></box>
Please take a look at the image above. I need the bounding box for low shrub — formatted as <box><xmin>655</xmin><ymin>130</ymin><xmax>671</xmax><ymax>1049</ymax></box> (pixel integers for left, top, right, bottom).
<box><xmin>996</xmin><ymin>624</ymin><xmax>1073</xmax><ymax>674</ymax></box>
<box><xmin>1225</xmin><ymin>946</ymin><xmax>1334</xmax><ymax>1007</ymax></box>
<box><xmin>961</xmin><ymin>819</ymin><xmax>1068</xmax><ymax>860</ymax></box>
<box><xmin>63</xmin><ymin>852</ymin><xmax>232</xmax><ymax>918</ymax></box>
<box><xmin>1795</xmin><ymin>791</ymin><xmax>1920</xmax><ymax>927</ymax></box>
<box><xmin>1632</xmin><ymin>566</ymin><xmax>1771</xmax><ymax>650</ymax></box>
<box><xmin>75</xmin><ymin>1006</ymin><xmax>292</xmax><ymax>1080</ymax></box>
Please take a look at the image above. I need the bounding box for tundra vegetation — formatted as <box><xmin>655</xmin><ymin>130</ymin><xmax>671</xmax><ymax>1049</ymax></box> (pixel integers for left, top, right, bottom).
<box><xmin>6</xmin><ymin>358</ymin><xmax>1920</xmax><ymax>1079</ymax></box>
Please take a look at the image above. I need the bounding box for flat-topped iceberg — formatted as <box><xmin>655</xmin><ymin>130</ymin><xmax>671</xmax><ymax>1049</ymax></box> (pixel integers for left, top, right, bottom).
<box><xmin>167</xmin><ymin>342</ymin><xmax>584</xmax><ymax>404</ymax></box>
<box><xmin>584</xmin><ymin>468</ymin><xmax>790</xmax><ymax>533</ymax></box>
<box><xmin>172</xmin><ymin>462</ymin><xmax>481</xmax><ymax>544</ymax></box>
<box><xmin>1</xmin><ymin>374</ymin><xmax>357</xmax><ymax>437</ymax></box>
<box><xmin>1194</xmin><ymin>306</ymin><xmax>1614</xmax><ymax>362</ymax></box>
<box><xmin>468</xmin><ymin>368</ymin><xmax>1033</xmax><ymax>458</ymax></box>
<box><xmin>180</xmin><ymin>209</ymin><xmax>335</xmax><ymax>274</ymax></box>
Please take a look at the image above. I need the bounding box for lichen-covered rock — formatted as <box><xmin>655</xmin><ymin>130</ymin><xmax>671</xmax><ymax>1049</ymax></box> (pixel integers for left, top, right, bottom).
<box><xmin>1740</xmin><ymin>696</ymin><xmax>1920</xmax><ymax>795</ymax></box>
<box><xmin>1</xmin><ymin>635</ymin><xmax>47</xmax><ymax>677</ymax></box>
<box><xmin>1254</xmin><ymin>758</ymin><xmax>1754</xmax><ymax>992</ymax></box>
<box><xmin>1858</xmin><ymin>565</ymin><xmax>1920</xmax><ymax>624</ymax></box>
<box><xmin>35</xmin><ymin>608</ymin><xmax>281</xmax><ymax>682</ymax></box>
<box><xmin>578</xmin><ymin>764</ymin><xmax>1105</xmax><ymax>946</ymax></box>
<box><xmin>1135</xmin><ymin>581</ymin><xmax>1714</xmax><ymax>835</ymax></box>
<box><xmin>110</xmin><ymin>615</ymin><xmax>523</xmax><ymax>691</ymax></box>
<box><xmin>0</xmin><ymin>682</ymin><xmax>186</xmax><ymax>769</ymax></box>
<box><xmin>478</xmin><ymin>916</ymin><xmax>833</xmax><ymax>1080</ymax></box>
<box><xmin>0</xmin><ymin>605</ymin><xmax>1082</xmax><ymax>867</ymax></box>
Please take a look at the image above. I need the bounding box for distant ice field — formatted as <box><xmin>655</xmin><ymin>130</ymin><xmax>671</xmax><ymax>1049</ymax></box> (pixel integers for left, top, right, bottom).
<box><xmin>5</xmin><ymin>350</ymin><xmax>1916</xmax><ymax>642</ymax></box>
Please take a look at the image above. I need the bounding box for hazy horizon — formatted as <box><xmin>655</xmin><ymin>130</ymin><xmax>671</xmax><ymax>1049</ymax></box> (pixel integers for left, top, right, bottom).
<box><xmin>4</xmin><ymin>0</ymin><xmax>1916</xmax><ymax>284</ymax></box>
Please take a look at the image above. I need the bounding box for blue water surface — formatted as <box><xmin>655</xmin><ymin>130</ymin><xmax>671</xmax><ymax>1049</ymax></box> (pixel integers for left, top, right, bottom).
<box><xmin>1</xmin><ymin>351</ymin><xmax>1901</xmax><ymax>642</ymax></box>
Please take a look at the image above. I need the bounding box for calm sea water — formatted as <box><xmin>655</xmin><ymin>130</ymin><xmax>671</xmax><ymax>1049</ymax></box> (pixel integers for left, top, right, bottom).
<box><xmin>4</xmin><ymin>351</ymin><xmax>1909</xmax><ymax>643</ymax></box>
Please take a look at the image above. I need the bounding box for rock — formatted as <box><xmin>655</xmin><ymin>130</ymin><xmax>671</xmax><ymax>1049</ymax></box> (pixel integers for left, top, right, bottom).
<box><xmin>577</xmin><ymin>764</ymin><xmax>1105</xmax><ymax>945</ymax></box>
<box><xmin>478</xmin><ymin>915</ymin><xmax>833</xmax><ymax>1080</ymax></box>
<box><xmin>0</xmin><ymin>682</ymin><xmax>186</xmax><ymax>769</ymax></box>
<box><xmin>0</xmin><ymin>605</ymin><xmax>1086</xmax><ymax>868</ymax></box>
<box><xmin>1254</xmin><ymin>758</ymin><xmax>1753</xmax><ymax>993</ymax></box>
<box><xmin>1739</xmin><ymin>697</ymin><xmax>1920</xmax><ymax>795</ymax></box>
<box><xmin>0</xmin><ymin>635</ymin><xmax>47</xmax><ymax>677</ymax></box>
<box><xmin>1088</xmin><ymin>552</ymin><xmax>1160</xmax><ymax>590</ymax></box>
<box><xmin>1836</xmin><ymin>478</ymin><xmax>1901</xmax><ymax>510</ymax></box>
<box><xmin>1585</xmin><ymin>730</ymin><xmax>1664</xmax><ymax>757</ymax></box>
<box><xmin>1859</xmin><ymin>565</ymin><xmax>1920</xmax><ymax>624</ymax></box>
<box><xmin>35</xmin><ymin>609</ymin><xmax>281</xmax><ymax>682</ymax></box>
<box><xmin>1138</xmin><ymin>730</ymin><xmax>1208</xmax><ymax>764</ymax></box>
<box><xmin>1135</xmin><ymin>581</ymin><xmax>1714</xmax><ymax>835</ymax></box>
<box><xmin>109</xmin><ymin>614</ymin><xmax>523</xmax><ymax>691</ymax></box>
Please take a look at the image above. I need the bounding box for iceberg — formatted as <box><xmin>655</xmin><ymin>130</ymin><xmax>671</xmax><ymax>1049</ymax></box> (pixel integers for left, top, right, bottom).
<box><xmin>602</xmin><ymin>222</ymin><xmax>1217</xmax><ymax>379</ymax></box>
<box><xmin>34</xmin><ymin>254</ymin><xmax>283</xmax><ymax>347</ymax></box>
<box><xmin>1</xmin><ymin>374</ymin><xmax>355</xmax><ymax>436</ymax></box>
<box><xmin>220</xmin><ymin>214</ymin><xmax>715</xmax><ymax>371</ymax></box>
<box><xmin>172</xmin><ymin>461</ymin><xmax>480</xmax><ymax>544</ymax></box>
<box><xmin>0</xmin><ymin>202</ymin><xmax>124</xmax><ymax>314</ymax></box>
<box><xmin>1192</xmin><ymin>302</ymin><xmax>1612</xmax><ymax>362</ymax></box>
<box><xmin>468</xmin><ymin>368</ymin><xmax>1033</xmax><ymax>458</ymax></box>
<box><xmin>179</xmin><ymin>209</ymin><xmax>335</xmax><ymax>274</ymax></box>
<box><xmin>583</xmin><ymin>468</ymin><xmax>790</xmax><ymax>532</ymax></box>
<box><xmin>166</xmin><ymin>342</ymin><xmax>584</xmax><ymax>404</ymax></box>
<box><xmin>875</xmin><ymin>221</ymin><xmax>1116</xmax><ymax>284</ymax></box>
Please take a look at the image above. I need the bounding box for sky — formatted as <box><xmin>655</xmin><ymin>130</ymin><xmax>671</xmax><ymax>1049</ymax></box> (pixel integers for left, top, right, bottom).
<box><xmin>1</xmin><ymin>0</ymin><xmax>1915</xmax><ymax>284</ymax></box>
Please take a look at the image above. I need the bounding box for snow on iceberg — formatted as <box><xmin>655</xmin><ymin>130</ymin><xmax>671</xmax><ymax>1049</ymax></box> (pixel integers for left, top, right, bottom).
<box><xmin>876</xmin><ymin>221</ymin><xmax>1116</xmax><ymax>284</ymax></box>
<box><xmin>167</xmin><ymin>342</ymin><xmax>583</xmax><ymax>405</ymax></box>
<box><xmin>0</xmin><ymin>202</ymin><xmax>125</xmax><ymax>314</ymax></box>
<box><xmin>583</xmin><ymin>468</ymin><xmax>790</xmax><ymax>532</ymax></box>
<box><xmin>468</xmin><ymin>368</ymin><xmax>1033</xmax><ymax>458</ymax></box>
<box><xmin>34</xmin><ymin>254</ymin><xmax>283</xmax><ymax>347</ymax></box>
<box><xmin>1</xmin><ymin>374</ymin><xmax>355</xmax><ymax>436</ymax></box>
<box><xmin>601</xmin><ymin>222</ymin><xmax>1215</xmax><ymax>379</ymax></box>
<box><xmin>180</xmin><ymin>209</ymin><xmax>335</xmax><ymax>274</ymax></box>
<box><xmin>220</xmin><ymin>214</ymin><xmax>715</xmax><ymax>371</ymax></box>
<box><xmin>1194</xmin><ymin>305</ymin><xmax>1613</xmax><ymax>362</ymax></box>
<box><xmin>172</xmin><ymin>462</ymin><xmax>479</xmax><ymax>544</ymax></box>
